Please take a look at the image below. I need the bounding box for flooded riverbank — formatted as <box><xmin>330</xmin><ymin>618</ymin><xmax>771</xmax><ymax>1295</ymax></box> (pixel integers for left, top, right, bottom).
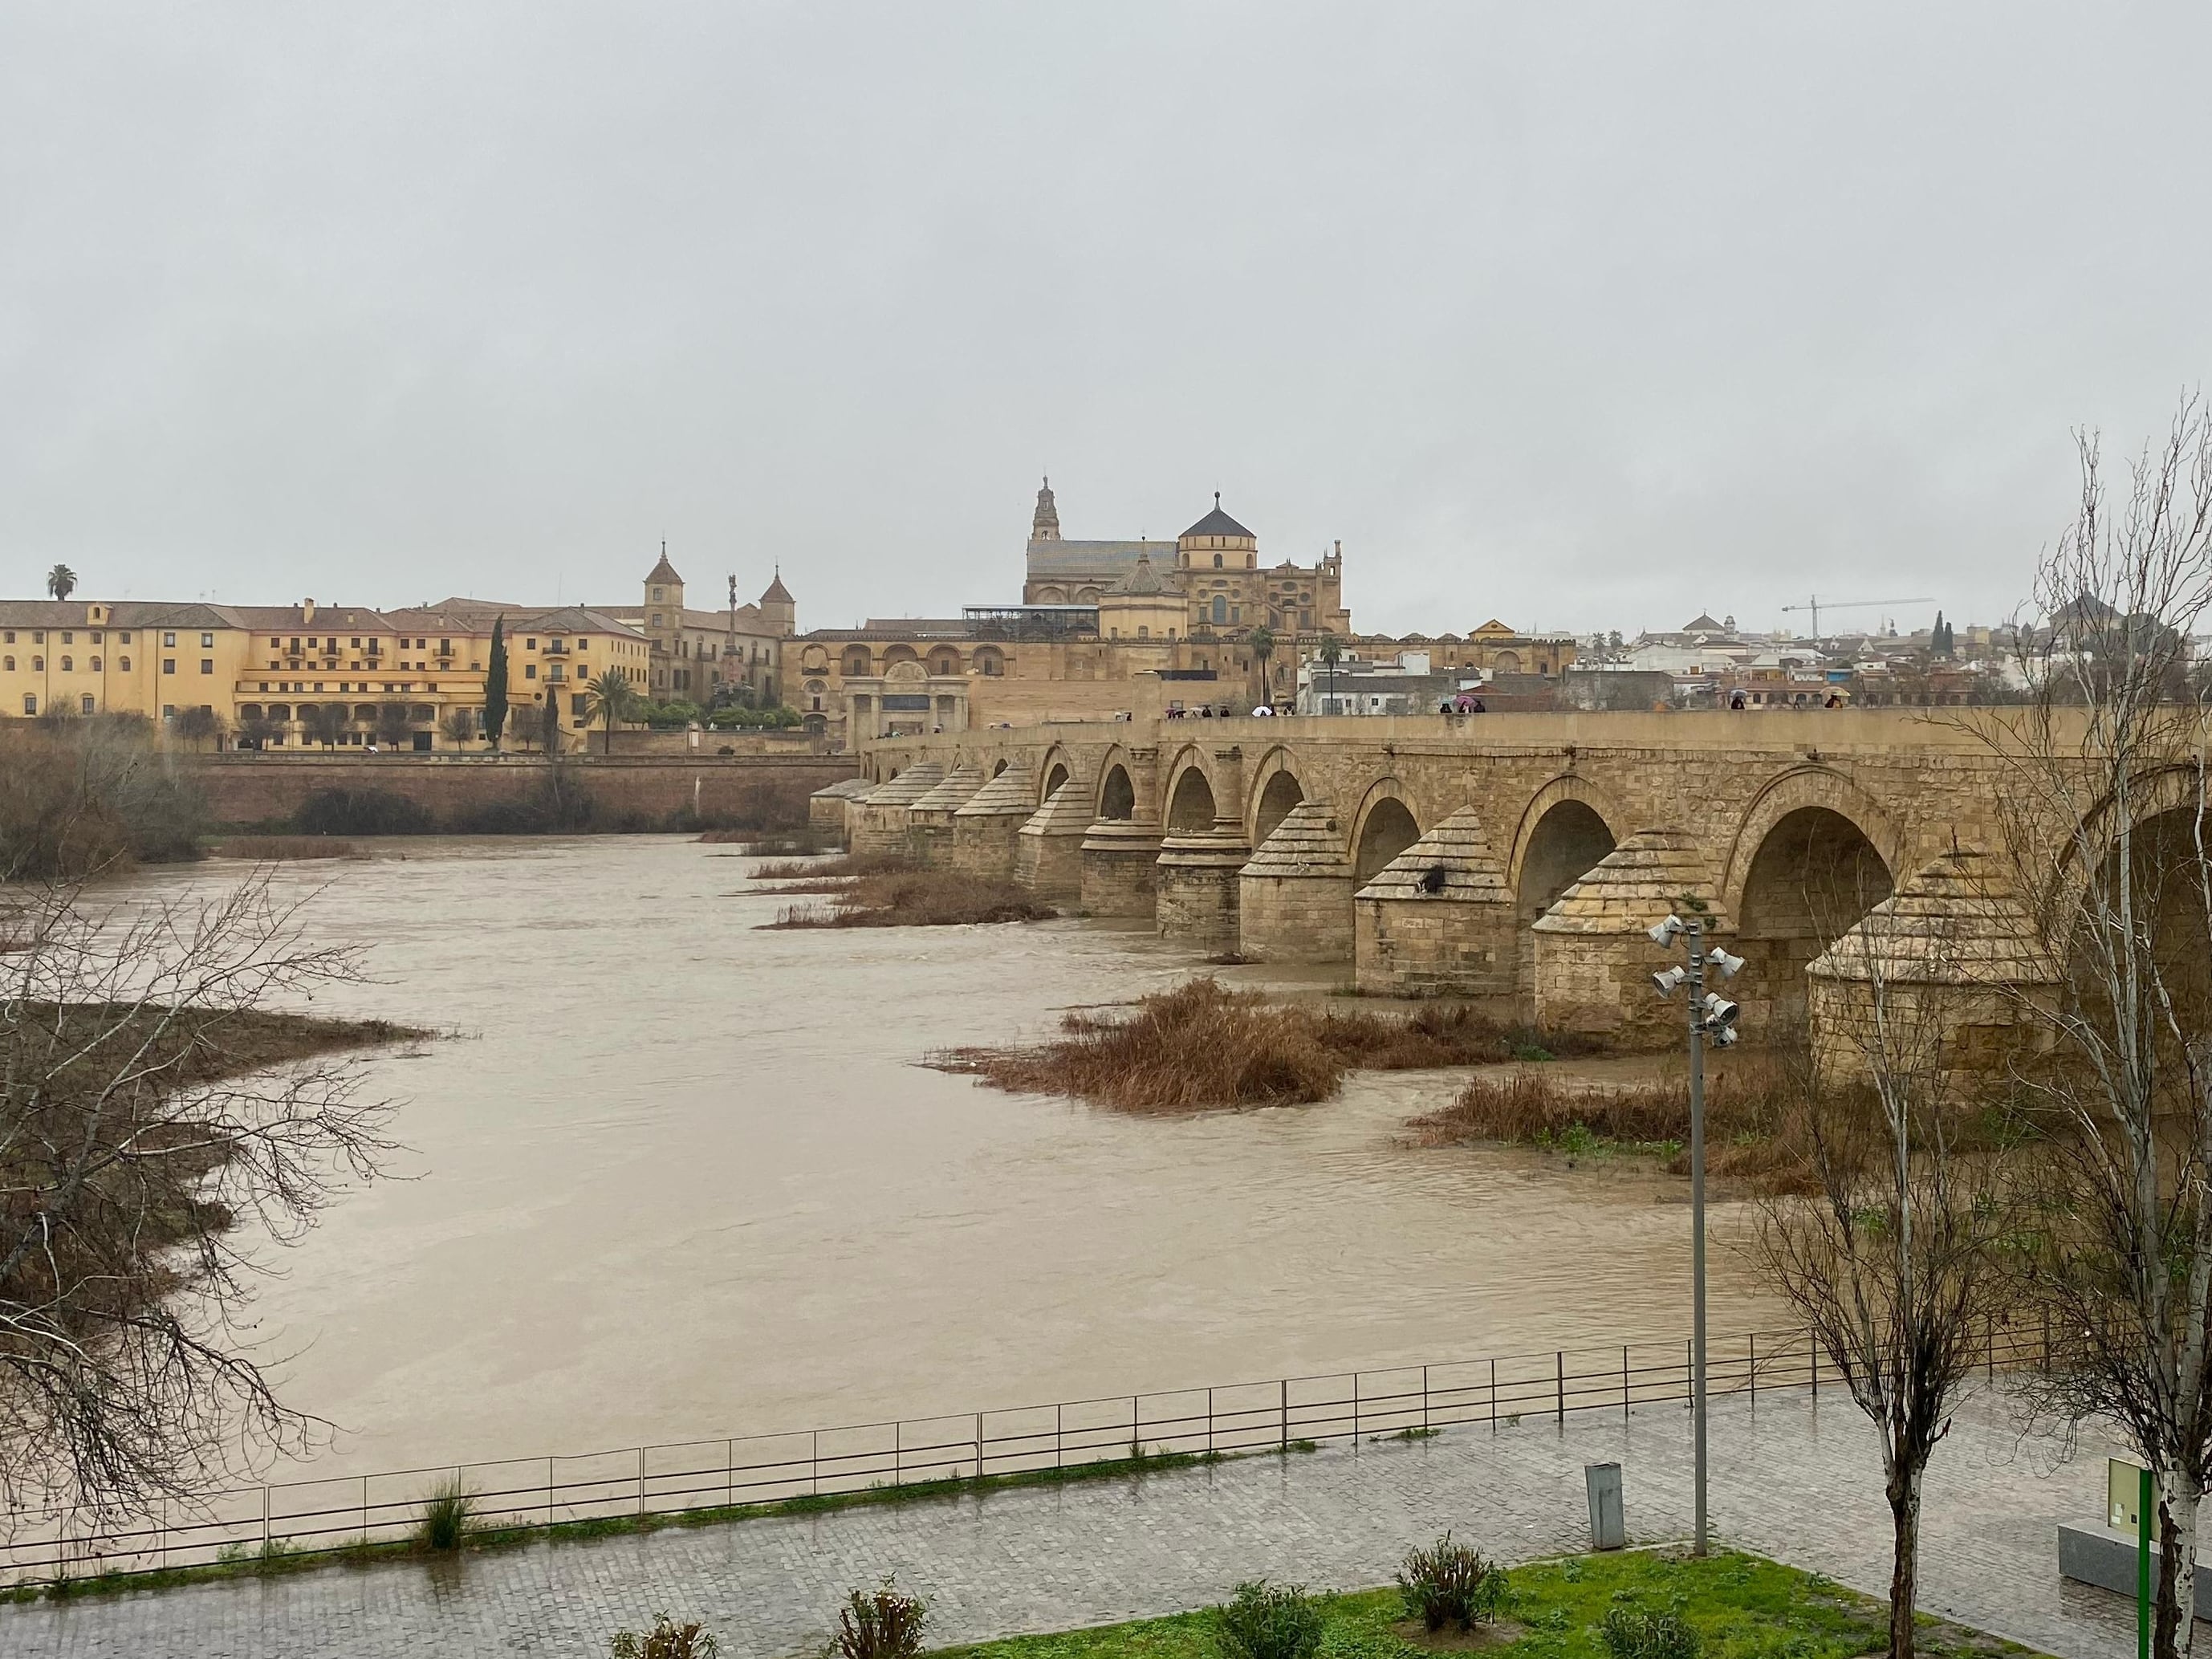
<box><xmin>121</xmin><ymin>836</ymin><xmax>1779</xmax><ymax>1480</ymax></box>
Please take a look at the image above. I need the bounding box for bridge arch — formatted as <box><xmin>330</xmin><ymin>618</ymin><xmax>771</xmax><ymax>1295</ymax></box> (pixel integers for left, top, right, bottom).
<box><xmin>1095</xmin><ymin>743</ymin><xmax>1137</xmax><ymax>820</ymax></box>
<box><xmin>1507</xmin><ymin>775</ymin><xmax>1627</xmax><ymax>924</ymax></box>
<box><xmin>1164</xmin><ymin>746</ymin><xmax>1220</xmax><ymax>833</ymax></box>
<box><xmin>1246</xmin><ymin>745</ymin><xmax>1313</xmax><ymax>848</ymax></box>
<box><xmin>2050</xmin><ymin>766</ymin><xmax>2212</xmax><ymax>1014</ymax></box>
<box><xmin>1349</xmin><ymin>778</ymin><xmax>1421</xmax><ymax>883</ymax></box>
<box><xmin>1722</xmin><ymin>768</ymin><xmax>1904</xmax><ymax>1025</ymax></box>
<box><xmin>1038</xmin><ymin>742</ymin><xmax>1079</xmax><ymax>805</ymax></box>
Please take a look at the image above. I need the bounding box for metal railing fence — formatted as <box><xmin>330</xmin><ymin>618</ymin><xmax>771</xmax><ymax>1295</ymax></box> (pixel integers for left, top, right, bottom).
<box><xmin>2</xmin><ymin>1317</ymin><xmax>2052</xmax><ymax>1587</ymax></box>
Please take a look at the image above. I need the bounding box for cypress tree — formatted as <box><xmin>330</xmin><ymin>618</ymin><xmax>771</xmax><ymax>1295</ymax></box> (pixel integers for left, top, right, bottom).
<box><xmin>484</xmin><ymin>616</ymin><xmax>510</xmax><ymax>751</ymax></box>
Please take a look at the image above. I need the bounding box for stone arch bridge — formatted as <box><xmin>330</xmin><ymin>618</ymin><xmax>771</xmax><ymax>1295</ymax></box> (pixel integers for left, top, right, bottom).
<box><xmin>833</xmin><ymin>710</ymin><xmax>2187</xmax><ymax>1063</ymax></box>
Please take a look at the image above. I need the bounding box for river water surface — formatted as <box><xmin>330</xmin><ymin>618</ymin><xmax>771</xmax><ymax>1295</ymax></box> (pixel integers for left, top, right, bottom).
<box><xmin>128</xmin><ymin>836</ymin><xmax>1776</xmax><ymax>1480</ymax></box>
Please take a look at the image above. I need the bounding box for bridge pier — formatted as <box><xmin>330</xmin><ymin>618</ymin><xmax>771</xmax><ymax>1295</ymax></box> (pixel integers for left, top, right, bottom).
<box><xmin>852</xmin><ymin>762</ymin><xmax>944</xmax><ymax>857</ymax></box>
<box><xmin>1157</xmin><ymin>833</ymin><xmax>1251</xmax><ymax>953</ymax></box>
<box><xmin>1354</xmin><ymin>806</ymin><xmax>1516</xmax><ymax>998</ymax></box>
<box><xmin>1807</xmin><ymin>849</ymin><xmax>2060</xmax><ymax>1087</ymax></box>
<box><xmin>1238</xmin><ymin>801</ymin><xmax>1354</xmax><ymax>962</ymax></box>
<box><xmin>1015</xmin><ymin>779</ymin><xmax>1092</xmax><ymax>901</ymax></box>
<box><xmin>952</xmin><ymin>764</ymin><xmax>1033</xmax><ymax>877</ymax></box>
<box><xmin>1531</xmin><ymin>828</ymin><xmax>1728</xmax><ymax>1048</ymax></box>
<box><xmin>905</xmin><ymin>762</ymin><xmax>982</xmax><ymax>867</ymax></box>
<box><xmin>1080</xmin><ymin>820</ymin><xmax>1165</xmax><ymax>915</ymax></box>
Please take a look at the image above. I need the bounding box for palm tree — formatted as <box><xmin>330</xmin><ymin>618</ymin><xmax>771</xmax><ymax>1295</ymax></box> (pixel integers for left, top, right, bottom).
<box><xmin>1246</xmin><ymin>625</ymin><xmax>1275</xmax><ymax>708</ymax></box>
<box><xmin>582</xmin><ymin>667</ymin><xmax>634</xmax><ymax>754</ymax></box>
<box><xmin>46</xmin><ymin>564</ymin><xmax>76</xmax><ymax>602</ymax></box>
<box><xmin>1316</xmin><ymin>632</ymin><xmax>1343</xmax><ymax>712</ymax></box>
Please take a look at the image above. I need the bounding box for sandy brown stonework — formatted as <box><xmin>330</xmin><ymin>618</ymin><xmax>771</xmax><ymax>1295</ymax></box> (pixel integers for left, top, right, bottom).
<box><xmin>197</xmin><ymin>752</ymin><xmax>856</xmax><ymax>830</ymax></box>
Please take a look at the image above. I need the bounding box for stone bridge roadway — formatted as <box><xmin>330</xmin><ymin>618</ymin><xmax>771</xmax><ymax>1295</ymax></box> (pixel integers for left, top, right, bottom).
<box><xmin>848</xmin><ymin>708</ymin><xmax>2157</xmax><ymax>1051</ymax></box>
<box><xmin>0</xmin><ymin>1384</ymin><xmax>2137</xmax><ymax>1657</ymax></box>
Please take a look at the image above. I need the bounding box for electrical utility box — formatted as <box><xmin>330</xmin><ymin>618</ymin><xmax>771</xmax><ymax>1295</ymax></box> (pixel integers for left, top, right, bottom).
<box><xmin>1586</xmin><ymin>1462</ymin><xmax>1625</xmax><ymax>1551</ymax></box>
<box><xmin>2110</xmin><ymin>1458</ymin><xmax>2148</xmax><ymax>1531</ymax></box>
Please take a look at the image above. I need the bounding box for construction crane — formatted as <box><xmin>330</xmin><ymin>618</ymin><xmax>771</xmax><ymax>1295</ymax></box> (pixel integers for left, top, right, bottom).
<box><xmin>1777</xmin><ymin>595</ymin><xmax>1933</xmax><ymax>648</ymax></box>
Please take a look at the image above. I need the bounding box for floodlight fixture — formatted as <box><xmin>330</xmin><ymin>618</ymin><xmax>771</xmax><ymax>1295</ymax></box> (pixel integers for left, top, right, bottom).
<box><xmin>1648</xmin><ymin>914</ymin><xmax>1687</xmax><ymax>947</ymax></box>
<box><xmin>1706</xmin><ymin>945</ymin><xmax>1744</xmax><ymax>978</ymax></box>
<box><xmin>1652</xmin><ymin>965</ymin><xmax>1688</xmax><ymax>996</ymax></box>
<box><xmin>1702</xmin><ymin>994</ymin><xmax>1740</xmax><ymax>1028</ymax></box>
<box><xmin>1710</xmin><ymin>1025</ymin><xmax>1740</xmax><ymax>1047</ymax></box>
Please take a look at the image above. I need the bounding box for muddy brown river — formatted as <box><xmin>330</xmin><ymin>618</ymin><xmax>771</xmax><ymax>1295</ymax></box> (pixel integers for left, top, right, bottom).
<box><xmin>124</xmin><ymin>836</ymin><xmax>1776</xmax><ymax>1480</ymax></box>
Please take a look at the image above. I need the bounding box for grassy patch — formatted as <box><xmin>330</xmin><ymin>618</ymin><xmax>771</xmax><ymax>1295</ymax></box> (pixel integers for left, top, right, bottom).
<box><xmin>933</xmin><ymin>980</ymin><xmax>1607</xmax><ymax>1112</ymax></box>
<box><xmin>0</xmin><ymin>1446</ymin><xmax>1225</xmax><ymax>1604</ymax></box>
<box><xmin>932</xmin><ymin>1550</ymin><xmax>2037</xmax><ymax>1659</ymax></box>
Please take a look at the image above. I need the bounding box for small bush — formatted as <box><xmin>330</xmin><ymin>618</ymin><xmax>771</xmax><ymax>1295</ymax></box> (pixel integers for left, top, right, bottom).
<box><xmin>1214</xmin><ymin>1580</ymin><xmax>1326</xmax><ymax>1659</ymax></box>
<box><xmin>833</xmin><ymin>1577</ymin><xmax>929</xmax><ymax>1659</ymax></box>
<box><xmin>416</xmin><ymin>1478</ymin><xmax>474</xmax><ymax>1552</ymax></box>
<box><xmin>292</xmin><ymin>787</ymin><xmax>434</xmax><ymax>837</ymax></box>
<box><xmin>610</xmin><ymin>1615</ymin><xmax>720</xmax><ymax>1658</ymax></box>
<box><xmin>1396</xmin><ymin>1532</ymin><xmax>1507</xmax><ymax>1630</ymax></box>
<box><xmin>1598</xmin><ymin>1607</ymin><xmax>1700</xmax><ymax>1659</ymax></box>
<box><xmin>212</xmin><ymin>836</ymin><xmax>360</xmax><ymax>861</ymax></box>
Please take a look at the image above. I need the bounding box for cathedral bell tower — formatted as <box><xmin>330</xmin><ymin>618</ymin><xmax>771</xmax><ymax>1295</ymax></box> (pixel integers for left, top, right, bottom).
<box><xmin>1031</xmin><ymin>476</ymin><xmax>1061</xmax><ymax>543</ymax></box>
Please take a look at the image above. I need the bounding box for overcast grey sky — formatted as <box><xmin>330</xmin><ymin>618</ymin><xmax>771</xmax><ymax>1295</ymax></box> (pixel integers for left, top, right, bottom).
<box><xmin>5</xmin><ymin>3</ymin><xmax>2209</xmax><ymax>636</ymax></box>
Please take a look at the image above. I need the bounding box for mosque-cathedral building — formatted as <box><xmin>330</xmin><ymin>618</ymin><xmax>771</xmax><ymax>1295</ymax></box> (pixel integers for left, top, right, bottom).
<box><xmin>781</xmin><ymin>481</ymin><xmax>1568</xmax><ymax>746</ymax></box>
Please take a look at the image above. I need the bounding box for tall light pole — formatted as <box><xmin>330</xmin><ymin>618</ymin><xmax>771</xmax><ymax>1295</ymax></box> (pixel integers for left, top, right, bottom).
<box><xmin>1648</xmin><ymin>911</ymin><xmax>1743</xmax><ymax>1557</ymax></box>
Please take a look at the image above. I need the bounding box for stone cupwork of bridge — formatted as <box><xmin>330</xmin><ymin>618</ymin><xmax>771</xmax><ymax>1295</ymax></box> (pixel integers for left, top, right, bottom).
<box><xmin>837</xmin><ymin>710</ymin><xmax>2133</xmax><ymax>1058</ymax></box>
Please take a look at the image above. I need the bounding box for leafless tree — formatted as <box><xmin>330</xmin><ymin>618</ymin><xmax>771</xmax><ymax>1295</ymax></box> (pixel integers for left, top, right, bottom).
<box><xmin>437</xmin><ymin>705</ymin><xmax>477</xmax><ymax>747</ymax></box>
<box><xmin>1966</xmin><ymin>396</ymin><xmax>2212</xmax><ymax>1657</ymax></box>
<box><xmin>299</xmin><ymin>703</ymin><xmax>345</xmax><ymax>750</ymax></box>
<box><xmin>1761</xmin><ymin>917</ymin><xmax>2015</xmax><ymax>1659</ymax></box>
<box><xmin>374</xmin><ymin>703</ymin><xmax>411</xmax><ymax>749</ymax></box>
<box><xmin>0</xmin><ymin>876</ymin><xmax>399</xmax><ymax>1531</ymax></box>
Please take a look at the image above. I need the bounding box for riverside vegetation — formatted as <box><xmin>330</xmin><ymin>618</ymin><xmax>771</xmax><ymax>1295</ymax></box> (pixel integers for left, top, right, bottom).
<box><xmin>933</xmin><ymin>978</ymin><xmax>1604</xmax><ymax>1111</ymax></box>
<box><xmin>754</xmin><ymin>853</ymin><xmax>1057</xmax><ymax>929</ymax></box>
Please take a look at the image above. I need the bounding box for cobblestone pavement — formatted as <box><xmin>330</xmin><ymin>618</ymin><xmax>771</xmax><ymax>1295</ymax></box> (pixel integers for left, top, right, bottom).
<box><xmin>0</xmin><ymin>1385</ymin><xmax>2141</xmax><ymax>1659</ymax></box>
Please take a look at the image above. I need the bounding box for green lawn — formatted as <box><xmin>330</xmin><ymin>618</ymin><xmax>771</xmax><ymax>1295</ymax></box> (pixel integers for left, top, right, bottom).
<box><xmin>934</xmin><ymin>1549</ymin><xmax>2035</xmax><ymax>1659</ymax></box>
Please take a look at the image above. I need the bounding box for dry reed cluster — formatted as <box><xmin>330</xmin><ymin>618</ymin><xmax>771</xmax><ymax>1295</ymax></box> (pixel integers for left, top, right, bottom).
<box><xmin>1409</xmin><ymin>1051</ymin><xmax>1813</xmax><ymax>1189</ymax></box>
<box><xmin>210</xmin><ymin>836</ymin><xmax>362</xmax><ymax>861</ymax></box>
<box><xmin>936</xmin><ymin>978</ymin><xmax>1600</xmax><ymax>1112</ymax></box>
<box><xmin>761</xmin><ymin>867</ymin><xmax>1056</xmax><ymax>929</ymax></box>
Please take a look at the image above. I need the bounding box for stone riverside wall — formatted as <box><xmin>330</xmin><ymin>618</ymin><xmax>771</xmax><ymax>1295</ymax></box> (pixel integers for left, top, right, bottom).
<box><xmin>194</xmin><ymin>753</ymin><xmax>857</xmax><ymax>830</ymax></box>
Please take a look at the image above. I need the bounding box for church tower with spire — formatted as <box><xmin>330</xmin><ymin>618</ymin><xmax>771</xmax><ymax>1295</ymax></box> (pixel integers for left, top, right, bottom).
<box><xmin>1031</xmin><ymin>477</ymin><xmax>1061</xmax><ymax>542</ymax></box>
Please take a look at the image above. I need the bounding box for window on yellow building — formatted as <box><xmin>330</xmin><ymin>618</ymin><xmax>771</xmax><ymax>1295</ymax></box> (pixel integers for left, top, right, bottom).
<box><xmin>202</xmin><ymin>633</ymin><xmax>215</xmax><ymax>649</ymax></box>
<box><xmin>2</xmin><ymin>656</ymin><xmax>10</xmax><ymax>669</ymax></box>
<box><xmin>21</xmin><ymin>695</ymin><xmax>33</xmax><ymax>715</ymax></box>
<box><xmin>120</xmin><ymin>656</ymin><xmax>130</xmax><ymax>670</ymax></box>
<box><xmin>89</xmin><ymin>657</ymin><xmax>100</xmax><ymax>671</ymax></box>
<box><xmin>31</xmin><ymin>656</ymin><xmax>43</xmax><ymax>671</ymax></box>
<box><xmin>164</xmin><ymin>632</ymin><xmax>176</xmax><ymax>648</ymax></box>
<box><xmin>89</xmin><ymin>631</ymin><xmax>102</xmax><ymax>644</ymax></box>
<box><xmin>163</xmin><ymin>659</ymin><xmax>175</xmax><ymax>674</ymax></box>
<box><xmin>59</xmin><ymin>656</ymin><xmax>72</xmax><ymax>672</ymax></box>
<box><xmin>525</xmin><ymin>664</ymin><xmax>537</xmax><ymax>679</ymax></box>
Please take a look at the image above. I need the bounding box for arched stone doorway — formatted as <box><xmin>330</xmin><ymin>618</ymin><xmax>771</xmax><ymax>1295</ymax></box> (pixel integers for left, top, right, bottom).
<box><xmin>1738</xmin><ymin>807</ymin><xmax>1894</xmax><ymax>1026</ymax></box>
<box><xmin>1353</xmin><ymin>798</ymin><xmax>1420</xmax><ymax>883</ymax></box>
<box><xmin>1254</xmin><ymin>771</ymin><xmax>1305</xmax><ymax>848</ymax></box>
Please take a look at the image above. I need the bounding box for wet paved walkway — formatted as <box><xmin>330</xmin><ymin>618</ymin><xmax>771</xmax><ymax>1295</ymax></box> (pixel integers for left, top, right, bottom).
<box><xmin>0</xmin><ymin>1385</ymin><xmax>2141</xmax><ymax>1659</ymax></box>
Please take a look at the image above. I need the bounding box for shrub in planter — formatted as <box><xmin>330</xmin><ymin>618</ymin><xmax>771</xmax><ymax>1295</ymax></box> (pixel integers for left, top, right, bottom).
<box><xmin>834</xmin><ymin>1577</ymin><xmax>928</xmax><ymax>1659</ymax></box>
<box><xmin>1598</xmin><ymin>1606</ymin><xmax>1700</xmax><ymax>1659</ymax></box>
<box><xmin>1396</xmin><ymin>1532</ymin><xmax>1507</xmax><ymax>1630</ymax></box>
<box><xmin>1214</xmin><ymin>1580</ymin><xmax>1326</xmax><ymax>1659</ymax></box>
<box><xmin>609</xmin><ymin>1616</ymin><xmax>718</xmax><ymax>1658</ymax></box>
